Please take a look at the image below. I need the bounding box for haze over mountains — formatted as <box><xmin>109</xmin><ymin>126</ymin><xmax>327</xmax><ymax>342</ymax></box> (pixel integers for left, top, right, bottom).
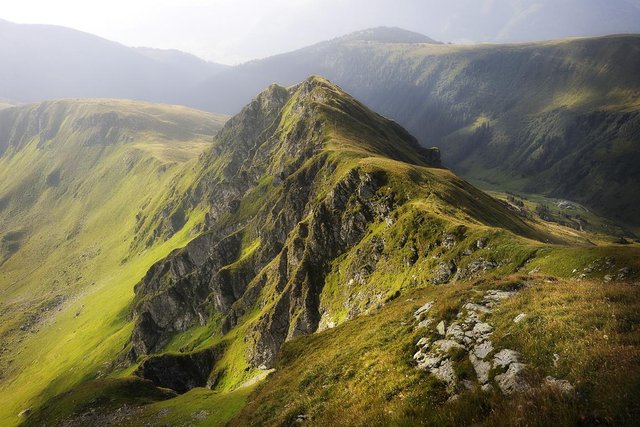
<box><xmin>8</xmin><ymin>19</ymin><xmax>637</xmax><ymax>227</ymax></box>
<box><xmin>0</xmin><ymin>19</ymin><xmax>228</xmax><ymax>104</ymax></box>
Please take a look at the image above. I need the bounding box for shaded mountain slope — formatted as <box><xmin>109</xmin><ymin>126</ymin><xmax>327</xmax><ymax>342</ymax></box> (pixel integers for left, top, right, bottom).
<box><xmin>191</xmin><ymin>32</ymin><xmax>640</xmax><ymax>227</ymax></box>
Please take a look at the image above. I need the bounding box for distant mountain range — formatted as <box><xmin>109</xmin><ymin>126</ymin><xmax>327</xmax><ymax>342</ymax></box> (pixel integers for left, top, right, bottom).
<box><xmin>187</xmin><ymin>30</ymin><xmax>640</xmax><ymax>228</ymax></box>
<box><xmin>1</xmin><ymin>20</ymin><xmax>639</xmax><ymax>227</ymax></box>
<box><xmin>0</xmin><ymin>19</ymin><xmax>228</xmax><ymax>104</ymax></box>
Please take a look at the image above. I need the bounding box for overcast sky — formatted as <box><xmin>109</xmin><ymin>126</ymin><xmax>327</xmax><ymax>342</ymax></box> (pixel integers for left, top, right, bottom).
<box><xmin>3</xmin><ymin>0</ymin><xmax>640</xmax><ymax>64</ymax></box>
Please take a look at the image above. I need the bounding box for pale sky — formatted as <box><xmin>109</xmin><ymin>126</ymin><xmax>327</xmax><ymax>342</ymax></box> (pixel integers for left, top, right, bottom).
<box><xmin>2</xmin><ymin>0</ymin><xmax>640</xmax><ymax>64</ymax></box>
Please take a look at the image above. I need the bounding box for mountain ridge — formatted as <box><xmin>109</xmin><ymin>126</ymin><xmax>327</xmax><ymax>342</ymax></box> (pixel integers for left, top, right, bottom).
<box><xmin>1</xmin><ymin>76</ymin><xmax>639</xmax><ymax>427</ymax></box>
<box><xmin>189</xmin><ymin>33</ymin><xmax>640</xmax><ymax>228</ymax></box>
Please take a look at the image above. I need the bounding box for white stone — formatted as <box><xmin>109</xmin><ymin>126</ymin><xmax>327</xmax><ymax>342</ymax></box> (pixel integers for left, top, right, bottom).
<box><xmin>469</xmin><ymin>353</ymin><xmax>491</xmax><ymax>384</ymax></box>
<box><xmin>464</xmin><ymin>302</ymin><xmax>492</xmax><ymax>314</ymax></box>
<box><xmin>433</xmin><ymin>339</ymin><xmax>465</xmax><ymax>353</ymax></box>
<box><xmin>445</xmin><ymin>323</ymin><xmax>465</xmax><ymax>342</ymax></box>
<box><xmin>431</xmin><ymin>358</ymin><xmax>457</xmax><ymax>390</ymax></box>
<box><xmin>416</xmin><ymin>337</ymin><xmax>428</xmax><ymax>347</ymax></box>
<box><xmin>416</xmin><ymin>318</ymin><xmax>433</xmax><ymax>330</ymax></box>
<box><xmin>437</xmin><ymin>320</ymin><xmax>446</xmax><ymax>336</ymax></box>
<box><xmin>414</xmin><ymin>301</ymin><xmax>434</xmax><ymax>319</ymax></box>
<box><xmin>495</xmin><ymin>362</ymin><xmax>529</xmax><ymax>395</ymax></box>
<box><xmin>493</xmin><ymin>349</ymin><xmax>521</xmax><ymax>368</ymax></box>
<box><xmin>513</xmin><ymin>313</ymin><xmax>527</xmax><ymax>323</ymax></box>
<box><xmin>473</xmin><ymin>341</ymin><xmax>494</xmax><ymax>359</ymax></box>
<box><xmin>471</xmin><ymin>322</ymin><xmax>493</xmax><ymax>341</ymax></box>
<box><xmin>418</xmin><ymin>355</ymin><xmax>442</xmax><ymax>370</ymax></box>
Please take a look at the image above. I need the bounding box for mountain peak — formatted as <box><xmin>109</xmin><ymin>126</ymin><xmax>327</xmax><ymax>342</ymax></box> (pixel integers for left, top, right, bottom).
<box><xmin>339</xmin><ymin>27</ymin><xmax>441</xmax><ymax>44</ymax></box>
<box><xmin>211</xmin><ymin>75</ymin><xmax>440</xmax><ymax>173</ymax></box>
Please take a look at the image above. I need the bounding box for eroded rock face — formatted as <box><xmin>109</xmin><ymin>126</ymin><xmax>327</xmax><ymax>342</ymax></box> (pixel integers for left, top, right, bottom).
<box><xmin>134</xmin><ymin>346</ymin><xmax>222</xmax><ymax>393</ymax></box>
<box><xmin>131</xmin><ymin>233</ymin><xmax>243</xmax><ymax>357</ymax></box>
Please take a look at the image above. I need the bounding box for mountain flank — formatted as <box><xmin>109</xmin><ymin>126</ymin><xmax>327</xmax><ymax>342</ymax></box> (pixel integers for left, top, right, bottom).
<box><xmin>0</xmin><ymin>77</ymin><xmax>638</xmax><ymax>427</ymax></box>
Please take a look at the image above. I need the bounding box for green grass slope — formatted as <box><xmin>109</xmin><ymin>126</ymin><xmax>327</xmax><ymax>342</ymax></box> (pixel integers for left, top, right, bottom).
<box><xmin>7</xmin><ymin>78</ymin><xmax>640</xmax><ymax>427</ymax></box>
<box><xmin>0</xmin><ymin>99</ymin><xmax>226</xmax><ymax>426</ymax></box>
<box><xmin>235</xmin><ymin>275</ymin><xmax>640</xmax><ymax>426</ymax></box>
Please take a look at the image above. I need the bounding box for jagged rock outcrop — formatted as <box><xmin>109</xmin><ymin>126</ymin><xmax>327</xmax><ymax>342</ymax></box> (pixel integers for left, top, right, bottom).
<box><xmin>129</xmin><ymin>76</ymin><xmax>442</xmax><ymax>364</ymax></box>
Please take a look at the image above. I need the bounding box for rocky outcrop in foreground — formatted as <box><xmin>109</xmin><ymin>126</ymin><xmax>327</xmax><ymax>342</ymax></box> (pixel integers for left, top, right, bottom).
<box><xmin>412</xmin><ymin>284</ymin><xmax>574</xmax><ymax>398</ymax></box>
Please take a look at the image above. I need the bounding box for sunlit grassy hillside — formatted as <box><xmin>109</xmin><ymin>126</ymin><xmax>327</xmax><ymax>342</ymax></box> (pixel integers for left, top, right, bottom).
<box><xmin>0</xmin><ymin>99</ymin><xmax>226</xmax><ymax>426</ymax></box>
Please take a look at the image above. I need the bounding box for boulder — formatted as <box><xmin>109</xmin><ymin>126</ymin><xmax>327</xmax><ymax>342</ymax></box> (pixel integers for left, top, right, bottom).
<box><xmin>495</xmin><ymin>362</ymin><xmax>529</xmax><ymax>395</ymax></box>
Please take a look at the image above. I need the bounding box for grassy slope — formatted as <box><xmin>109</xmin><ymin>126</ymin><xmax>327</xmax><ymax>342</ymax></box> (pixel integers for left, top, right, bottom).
<box><xmin>10</xmin><ymin>79</ymin><xmax>640</xmax><ymax>426</ymax></box>
<box><xmin>235</xmin><ymin>274</ymin><xmax>640</xmax><ymax>426</ymax></box>
<box><xmin>150</xmin><ymin>78</ymin><xmax>640</xmax><ymax>425</ymax></box>
<box><xmin>0</xmin><ymin>99</ymin><xmax>226</xmax><ymax>426</ymax></box>
<box><xmin>345</xmin><ymin>35</ymin><xmax>640</xmax><ymax>226</ymax></box>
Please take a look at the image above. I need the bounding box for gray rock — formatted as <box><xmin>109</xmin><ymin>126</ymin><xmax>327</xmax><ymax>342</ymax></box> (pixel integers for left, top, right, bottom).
<box><xmin>436</xmin><ymin>320</ymin><xmax>446</xmax><ymax>336</ymax></box>
<box><xmin>461</xmin><ymin>257</ymin><xmax>499</xmax><ymax>279</ymax></box>
<box><xmin>445</xmin><ymin>323</ymin><xmax>465</xmax><ymax>342</ymax></box>
<box><xmin>295</xmin><ymin>414</ymin><xmax>310</xmax><ymax>423</ymax></box>
<box><xmin>484</xmin><ymin>290</ymin><xmax>515</xmax><ymax>302</ymax></box>
<box><xmin>495</xmin><ymin>362</ymin><xmax>529</xmax><ymax>395</ymax></box>
<box><xmin>472</xmin><ymin>341</ymin><xmax>494</xmax><ymax>359</ymax></box>
<box><xmin>134</xmin><ymin>346</ymin><xmax>220</xmax><ymax>393</ymax></box>
<box><xmin>434</xmin><ymin>339</ymin><xmax>465</xmax><ymax>353</ymax></box>
<box><xmin>471</xmin><ymin>322</ymin><xmax>493</xmax><ymax>341</ymax></box>
<box><xmin>432</xmin><ymin>261</ymin><xmax>456</xmax><ymax>284</ymax></box>
<box><xmin>476</xmin><ymin>238</ymin><xmax>488</xmax><ymax>249</ymax></box>
<box><xmin>617</xmin><ymin>267</ymin><xmax>631</xmax><ymax>280</ymax></box>
<box><xmin>418</xmin><ymin>355</ymin><xmax>443</xmax><ymax>370</ymax></box>
<box><xmin>493</xmin><ymin>349</ymin><xmax>521</xmax><ymax>368</ymax></box>
<box><xmin>414</xmin><ymin>350</ymin><xmax>427</xmax><ymax>362</ymax></box>
<box><xmin>513</xmin><ymin>313</ymin><xmax>527</xmax><ymax>323</ymax></box>
<box><xmin>464</xmin><ymin>302</ymin><xmax>492</xmax><ymax>314</ymax></box>
<box><xmin>431</xmin><ymin>358</ymin><xmax>457</xmax><ymax>389</ymax></box>
<box><xmin>416</xmin><ymin>337</ymin><xmax>429</xmax><ymax>347</ymax></box>
<box><xmin>442</xmin><ymin>235</ymin><xmax>457</xmax><ymax>249</ymax></box>
<box><xmin>416</xmin><ymin>318</ymin><xmax>433</xmax><ymax>330</ymax></box>
<box><xmin>469</xmin><ymin>353</ymin><xmax>491</xmax><ymax>384</ymax></box>
<box><xmin>414</xmin><ymin>301</ymin><xmax>434</xmax><ymax>319</ymax></box>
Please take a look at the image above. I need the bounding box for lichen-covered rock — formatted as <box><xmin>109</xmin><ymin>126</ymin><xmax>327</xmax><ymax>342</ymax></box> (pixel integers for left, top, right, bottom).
<box><xmin>495</xmin><ymin>362</ymin><xmax>529</xmax><ymax>395</ymax></box>
<box><xmin>432</xmin><ymin>261</ymin><xmax>456</xmax><ymax>284</ymax></box>
<box><xmin>469</xmin><ymin>353</ymin><xmax>491</xmax><ymax>384</ymax></box>
<box><xmin>414</xmin><ymin>301</ymin><xmax>434</xmax><ymax>319</ymax></box>
<box><xmin>493</xmin><ymin>349</ymin><xmax>521</xmax><ymax>368</ymax></box>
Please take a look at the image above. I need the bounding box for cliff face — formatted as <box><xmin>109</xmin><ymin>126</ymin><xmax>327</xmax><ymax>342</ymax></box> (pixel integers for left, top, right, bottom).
<box><xmin>129</xmin><ymin>77</ymin><xmax>542</xmax><ymax>384</ymax></box>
